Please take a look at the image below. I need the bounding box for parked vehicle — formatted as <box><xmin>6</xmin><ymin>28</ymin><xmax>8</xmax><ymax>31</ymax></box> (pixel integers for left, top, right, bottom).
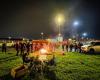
<box><xmin>81</xmin><ymin>42</ymin><xmax>91</xmax><ymax>53</ymax></box>
<box><xmin>88</xmin><ymin>41</ymin><xmax>100</xmax><ymax>54</ymax></box>
<box><xmin>81</xmin><ymin>41</ymin><xmax>100</xmax><ymax>53</ymax></box>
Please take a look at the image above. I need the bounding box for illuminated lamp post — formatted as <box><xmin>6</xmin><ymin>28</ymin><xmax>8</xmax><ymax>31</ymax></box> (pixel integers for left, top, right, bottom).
<box><xmin>41</xmin><ymin>32</ymin><xmax>44</xmax><ymax>39</ymax></box>
<box><xmin>82</xmin><ymin>32</ymin><xmax>88</xmax><ymax>40</ymax></box>
<box><xmin>55</xmin><ymin>14</ymin><xmax>65</xmax><ymax>36</ymax></box>
<box><xmin>73</xmin><ymin>21</ymin><xmax>80</xmax><ymax>40</ymax></box>
<box><xmin>73</xmin><ymin>21</ymin><xmax>79</xmax><ymax>27</ymax></box>
<box><xmin>55</xmin><ymin>14</ymin><xmax>65</xmax><ymax>42</ymax></box>
<box><xmin>82</xmin><ymin>32</ymin><xmax>87</xmax><ymax>37</ymax></box>
<box><xmin>8</xmin><ymin>36</ymin><xmax>11</xmax><ymax>42</ymax></box>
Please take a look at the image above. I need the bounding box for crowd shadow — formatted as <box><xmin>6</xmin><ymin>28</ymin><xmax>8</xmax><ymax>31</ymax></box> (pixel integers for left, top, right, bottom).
<box><xmin>0</xmin><ymin>55</ymin><xmax>18</xmax><ymax>63</ymax></box>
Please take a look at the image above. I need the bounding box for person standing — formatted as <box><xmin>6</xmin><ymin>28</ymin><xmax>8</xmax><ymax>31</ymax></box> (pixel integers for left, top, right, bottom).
<box><xmin>15</xmin><ymin>41</ymin><xmax>20</xmax><ymax>56</ymax></box>
<box><xmin>2</xmin><ymin>41</ymin><xmax>7</xmax><ymax>53</ymax></box>
<box><xmin>62</xmin><ymin>41</ymin><xmax>65</xmax><ymax>51</ymax></box>
<box><xmin>74</xmin><ymin>43</ymin><xmax>78</xmax><ymax>52</ymax></box>
<box><xmin>69</xmin><ymin>44</ymin><xmax>73</xmax><ymax>52</ymax></box>
<box><xmin>30</xmin><ymin>42</ymin><xmax>33</xmax><ymax>53</ymax></box>
<box><xmin>78</xmin><ymin>42</ymin><xmax>83</xmax><ymax>53</ymax></box>
<box><xmin>62</xmin><ymin>39</ymin><xmax>66</xmax><ymax>51</ymax></box>
<box><xmin>20</xmin><ymin>42</ymin><xmax>26</xmax><ymax>56</ymax></box>
<box><xmin>65</xmin><ymin>40</ymin><xmax>69</xmax><ymax>52</ymax></box>
<box><xmin>26</xmin><ymin>42</ymin><xmax>30</xmax><ymax>55</ymax></box>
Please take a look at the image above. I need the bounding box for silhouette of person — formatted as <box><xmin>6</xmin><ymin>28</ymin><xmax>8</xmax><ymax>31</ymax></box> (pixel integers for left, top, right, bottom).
<box><xmin>15</xmin><ymin>41</ymin><xmax>20</xmax><ymax>56</ymax></box>
<box><xmin>20</xmin><ymin>42</ymin><xmax>26</xmax><ymax>55</ymax></box>
<box><xmin>2</xmin><ymin>41</ymin><xmax>7</xmax><ymax>53</ymax></box>
<box><xmin>26</xmin><ymin>42</ymin><xmax>30</xmax><ymax>55</ymax></box>
<box><xmin>74</xmin><ymin>43</ymin><xmax>78</xmax><ymax>52</ymax></box>
<box><xmin>78</xmin><ymin>42</ymin><xmax>83</xmax><ymax>53</ymax></box>
<box><xmin>69</xmin><ymin>44</ymin><xmax>73</xmax><ymax>52</ymax></box>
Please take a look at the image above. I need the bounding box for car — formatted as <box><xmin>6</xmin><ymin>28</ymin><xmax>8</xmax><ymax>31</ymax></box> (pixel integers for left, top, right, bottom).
<box><xmin>88</xmin><ymin>41</ymin><xmax>100</xmax><ymax>54</ymax></box>
<box><xmin>81</xmin><ymin>42</ymin><xmax>91</xmax><ymax>53</ymax></box>
<box><xmin>81</xmin><ymin>41</ymin><xmax>100</xmax><ymax>53</ymax></box>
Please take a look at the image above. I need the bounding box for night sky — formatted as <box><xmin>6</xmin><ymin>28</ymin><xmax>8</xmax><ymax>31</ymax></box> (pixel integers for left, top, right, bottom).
<box><xmin>0</xmin><ymin>0</ymin><xmax>100</xmax><ymax>39</ymax></box>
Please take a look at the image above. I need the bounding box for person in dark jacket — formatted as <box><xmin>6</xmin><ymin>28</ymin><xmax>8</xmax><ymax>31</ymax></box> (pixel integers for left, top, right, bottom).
<box><xmin>74</xmin><ymin>43</ymin><xmax>78</xmax><ymax>52</ymax></box>
<box><xmin>15</xmin><ymin>41</ymin><xmax>20</xmax><ymax>56</ymax></box>
<box><xmin>65</xmin><ymin>42</ymin><xmax>68</xmax><ymax>52</ymax></box>
<box><xmin>26</xmin><ymin>42</ymin><xmax>30</xmax><ymax>55</ymax></box>
<box><xmin>69</xmin><ymin>44</ymin><xmax>73</xmax><ymax>52</ymax></box>
<box><xmin>78</xmin><ymin>42</ymin><xmax>83</xmax><ymax>53</ymax></box>
<box><xmin>30</xmin><ymin>42</ymin><xmax>33</xmax><ymax>53</ymax></box>
<box><xmin>62</xmin><ymin>44</ymin><xmax>65</xmax><ymax>51</ymax></box>
<box><xmin>20</xmin><ymin>42</ymin><xmax>26</xmax><ymax>55</ymax></box>
<box><xmin>2</xmin><ymin>41</ymin><xmax>7</xmax><ymax>53</ymax></box>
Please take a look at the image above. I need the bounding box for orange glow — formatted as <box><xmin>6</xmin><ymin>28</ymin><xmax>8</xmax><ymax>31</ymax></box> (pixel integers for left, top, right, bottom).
<box><xmin>40</xmin><ymin>48</ymin><xmax>48</xmax><ymax>54</ymax></box>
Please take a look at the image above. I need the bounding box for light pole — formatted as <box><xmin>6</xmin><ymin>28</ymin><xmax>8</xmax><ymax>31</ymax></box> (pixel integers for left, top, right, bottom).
<box><xmin>82</xmin><ymin>32</ymin><xmax>87</xmax><ymax>37</ymax></box>
<box><xmin>73</xmin><ymin>21</ymin><xmax>79</xmax><ymax>27</ymax></box>
<box><xmin>41</xmin><ymin>32</ymin><xmax>44</xmax><ymax>39</ymax></box>
<box><xmin>82</xmin><ymin>32</ymin><xmax>88</xmax><ymax>41</ymax></box>
<box><xmin>73</xmin><ymin>21</ymin><xmax>80</xmax><ymax>40</ymax></box>
<box><xmin>8</xmin><ymin>36</ymin><xmax>11</xmax><ymax>42</ymax></box>
<box><xmin>55</xmin><ymin>14</ymin><xmax>65</xmax><ymax>37</ymax></box>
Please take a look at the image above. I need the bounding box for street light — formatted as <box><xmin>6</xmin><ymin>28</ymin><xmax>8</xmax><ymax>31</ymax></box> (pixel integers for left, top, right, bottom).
<box><xmin>72</xmin><ymin>21</ymin><xmax>80</xmax><ymax>40</ymax></box>
<box><xmin>41</xmin><ymin>32</ymin><xmax>44</xmax><ymax>39</ymax></box>
<box><xmin>8</xmin><ymin>36</ymin><xmax>11</xmax><ymax>39</ymax></box>
<box><xmin>73</xmin><ymin>21</ymin><xmax>79</xmax><ymax>27</ymax></box>
<box><xmin>82</xmin><ymin>32</ymin><xmax>87</xmax><ymax>37</ymax></box>
<box><xmin>8</xmin><ymin>36</ymin><xmax>11</xmax><ymax>42</ymax></box>
<box><xmin>55</xmin><ymin>14</ymin><xmax>65</xmax><ymax>36</ymax></box>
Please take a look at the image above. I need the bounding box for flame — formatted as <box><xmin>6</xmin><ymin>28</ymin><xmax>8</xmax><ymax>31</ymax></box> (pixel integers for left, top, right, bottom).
<box><xmin>40</xmin><ymin>48</ymin><xmax>48</xmax><ymax>54</ymax></box>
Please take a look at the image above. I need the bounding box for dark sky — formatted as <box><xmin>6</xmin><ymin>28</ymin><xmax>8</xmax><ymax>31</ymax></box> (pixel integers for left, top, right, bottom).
<box><xmin>0</xmin><ymin>0</ymin><xmax>100</xmax><ymax>39</ymax></box>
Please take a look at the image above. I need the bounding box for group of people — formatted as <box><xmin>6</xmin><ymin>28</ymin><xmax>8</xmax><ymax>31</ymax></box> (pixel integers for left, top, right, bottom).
<box><xmin>1</xmin><ymin>40</ymin><xmax>83</xmax><ymax>55</ymax></box>
<box><xmin>1</xmin><ymin>40</ymin><xmax>84</xmax><ymax>67</ymax></box>
<box><xmin>14</xmin><ymin>41</ymin><xmax>32</xmax><ymax>56</ymax></box>
<box><xmin>62</xmin><ymin>40</ymin><xmax>83</xmax><ymax>53</ymax></box>
<box><xmin>1</xmin><ymin>41</ymin><xmax>32</xmax><ymax>55</ymax></box>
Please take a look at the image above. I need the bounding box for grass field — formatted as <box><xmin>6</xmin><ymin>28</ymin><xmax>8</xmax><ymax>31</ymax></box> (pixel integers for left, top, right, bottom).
<box><xmin>0</xmin><ymin>49</ymin><xmax>100</xmax><ymax>80</ymax></box>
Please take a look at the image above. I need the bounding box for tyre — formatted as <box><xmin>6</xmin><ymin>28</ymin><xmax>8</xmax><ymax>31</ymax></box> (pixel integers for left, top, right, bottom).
<box><xmin>89</xmin><ymin>49</ymin><xmax>94</xmax><ymax>54</ymax></box>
